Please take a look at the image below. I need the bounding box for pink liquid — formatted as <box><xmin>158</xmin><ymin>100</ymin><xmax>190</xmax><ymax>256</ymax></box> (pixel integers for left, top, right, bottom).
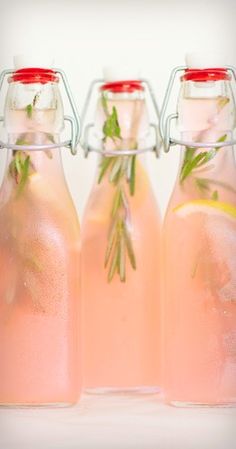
<box><xmin>0</xmin><ymin>110</ymin><xmax>81</xmax><ymax>406</ymax></box>
<box><xmin>163</xmin><ymin>95</ymin><xmax>236</xmax><ymax>405</ymax></box>
<box><xmin>81</xmin><ymin>96</ymin><xmax>161</xmax><ymax>391</ymax></box>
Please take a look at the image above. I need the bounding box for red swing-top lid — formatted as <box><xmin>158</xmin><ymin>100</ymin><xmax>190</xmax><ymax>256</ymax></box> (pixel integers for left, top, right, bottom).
<box><xmin>100</xmin><ymin>65</ymin><xmax>144</xmax><ymax>93</ymax></box>
<box><xmin>10</xmin><ymin>68</ymin><xmax>59</xmax><ymax>84</ymax></box>
<box><xmin>181</xmin><ymin>69</ymin><xmax>230</xmax><ymax>82</ymax></box>
<box><xmin>9</xmin><ymin>54</ymin><xmax>59</xmax><ymax>84</ymax></box>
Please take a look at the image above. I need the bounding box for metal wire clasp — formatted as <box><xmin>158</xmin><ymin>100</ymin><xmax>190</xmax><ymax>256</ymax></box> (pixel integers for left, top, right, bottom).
<box><xmin>0</xmin><ymin>68</ymin><xmax>80</xmax><ymax>155</ymax></box>
<box><xmin>80</xmin><ymin>78</ymin><xmax>161</xmax><ymax>158</ymax></box>
<box><xmin>159</xmin><ymin>65</ymin><xmax>236</xmax><ymax>153</ymax></box>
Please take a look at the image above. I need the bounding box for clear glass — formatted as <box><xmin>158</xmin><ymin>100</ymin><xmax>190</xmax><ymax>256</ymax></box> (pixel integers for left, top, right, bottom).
<box><xmin>0</xmin><ymin>77</ymin><xmax>81</xmax><ymax>406</ymax></box>
<box><xmin>81</xmin><ymin>87</ymin><xmax>161</xmax><ymax>393</ymax></box>
<box><xmin>163</xmin><ymin>77</ymin><xmax>236</xmax><ymax>406</ymax></box>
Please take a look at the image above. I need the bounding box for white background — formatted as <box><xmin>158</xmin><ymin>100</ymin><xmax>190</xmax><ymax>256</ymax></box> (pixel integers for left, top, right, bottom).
<box><xmin>0</xmin><ymin>0</ymin><xmax>236</xmax><ymax>217</ymax></box>
<box><xmin>0</xmin><ymin>2</ymin><xmax>236</xmax><ymax>448</ymax></box>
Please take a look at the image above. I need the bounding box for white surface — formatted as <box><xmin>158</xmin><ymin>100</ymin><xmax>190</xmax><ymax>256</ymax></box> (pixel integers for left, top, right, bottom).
<box><xmin>0</xmin><ymin>394</ymin><xmax>235</xmax><ymax>449</ymax></box>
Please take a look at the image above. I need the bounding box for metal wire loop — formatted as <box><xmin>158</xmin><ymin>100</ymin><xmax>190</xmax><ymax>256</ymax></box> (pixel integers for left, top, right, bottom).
<box><xmin>84</xmin><ymin>145</ymin><xmax>159</xmax><ymax>157</ymax></box>
<box><xmin>0</xmin><ymin>117</ymin><xmax>75</xmax><ymax>153</ymax></box>
<box><xmin>82</xmin><ymin>123</ymin><xmax>160</xmax><ymax>158</ymax></box>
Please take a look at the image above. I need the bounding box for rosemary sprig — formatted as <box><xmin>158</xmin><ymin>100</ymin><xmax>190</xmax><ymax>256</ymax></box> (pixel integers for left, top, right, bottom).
<box><xmin>9</xmin><ymin>149</ymin><xmax>34</xmax><ymax>196</ymax></box>
<box><xmin>180</xmin><ymin>96</ymin><xmax>230</xmax><ymax>197</ymax></box>
<box><xmin>99</xmin><ymin>93</ymin><xmax>137</xmax><ymax>282</ymax></box>
<box><xmin>25</xmin><ymin>92</ymin><xmax>40</xmax><ymax>118</ymax></box>
<box><xmin>9</xmin><ymin>128</ymin><xmax>54</xmax><ymax>195</ymax></box>
<box><xmin>26</xmin><ymin>104</ymin><xmax>33</xmax><ymax>118</ymax></box>
<box><xmin>180</xmin><ymin>134</ymin><xmax>227</xmax><ymax>184</ymax></box>
<box><xmin>103</xmin><ymin>106</ymin><xmax>121</xmax><ymax>141</ymax></box>
<box><xmin>180</xmin><ymin>134</ymin><xmax>227</xmax><ymax>201</ymax></box>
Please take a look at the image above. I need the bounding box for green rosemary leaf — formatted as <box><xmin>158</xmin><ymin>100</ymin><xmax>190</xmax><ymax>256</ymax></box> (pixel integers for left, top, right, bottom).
<box><xmin>111</xmin><ymin>188</ymin><xmax>122</xmax><ymax>218</ymax></box>
<box><xmin>181</xmin><ymin>146</ymin><xmax>196</xmax><ymax>172</ymax></box>
<box><xmin>103</xmin><ymin>106</ymin><xmax>121</xmax><ymax>141</ymax></box>
<box><xmin>218</xmin><ymin>97</ymin><xmax>230</xmax><ymax>110</ymax></box>
<box><xmin>180</xmin><ymin>134</ymin><xmax>227</xmax><ymax>184</ymax></box>
<box><xmin>195</xmin><ymin>178</ymin><xmax>210</xmax><ymax>192</ymax></box>
<box><xmin>124</xmin><ymin>226</ymin><xmax>136</xmax><ymax>270</ymax></box>
<box><xmin>116</xmin><ymin>240</ymin><xmax>121</xmax><ymax>275</ymax></box>
<box><xmin>98</xmin><ymin>157</ymin><xmax>113</xmax><ymax>183</ymax></box>
<box><xmin>119</xmin><ymin>234</ymin><xmax>126</xmax><ymax>282</ymax></box>
<box><xmin>110</xmin><ymin>157</ymin><xmax>129</xmax><ymax>186</ymax></box>
<box><xmin>99</xmin><ymin>94</ymin><xmax>137</xmax><ymax>283</ymax></box>
<box><xmin>33</xmin><ymin>93</ymin><xmax>40</xmax><ymax>107</ymax></box>
<box><xmin>217</xmin><ymin>134</ymin><xmax>227</xmax><ymax>144</ymax></box>
<box><xmin>101</xmin><ymin>93</ymin><xmax>109</xmax><ymax>116</ymax></box>
<box><xmin>15</xmin><ymin>151</ymin><xmax>23</xmax><ymax>175</ymax></box>
<box><xmin>180</xmin><ymin>152</ymin><xmax>207</xmax><ymax>183</ymax></box>
<box><xmin>46</xmin><ymin>133</ymin><xmax>55</xmax><ymax>144</ymax></box>
<box><xmin>129</xmin><ymin>155</ymin><xmax>136</xmax><ymax>196</ymax></box>
<box><xmin>199</xmin><ymin>177</ymin><xmax>236</xmax><ymax>194</ymax></box>
<box><xmin>211</xmin><ymin>190</ymin><xmax>219</xmax><ymax>201</ymax></box>
<box><xmin>15</xmin><ymin>138</ymin><xmax>29</xmax><ymax>146</ymax></box>
<box><xmin>9</xmin><ymin>150</ymin><xmax>34</xmax><ymax>195</ymax></box>
<box><xmin>108</xmin><ymin>240</ymin><xmax>119</xmax><ymax>282</ymax></box>
<box><xmin>104</xmin><ymin>220</ymin><xmax>118</xmax><ymax>268</ymax></box>
<box><xmin>26</xmin><ymin>104</ymin><xmax>33</xmax><ymax>119</ymax></box>
<box><xmin>112</xmin><ymin>165</ymin><xmax>123</xmax><ymax>186</ymax></box>
<box><xmin>109</xmin><ymin>157</ymin><xmax>123</xmax><ymax>183</ymax></box>
<box><xmin>17</xmin><ymin>155</ymin><xmax>30</xmax><ymax>195</ymax></box>
<box><xmin>184</xmin><ymin>146</ymin><xmax>196</xmax><ymax>163</ymax></box>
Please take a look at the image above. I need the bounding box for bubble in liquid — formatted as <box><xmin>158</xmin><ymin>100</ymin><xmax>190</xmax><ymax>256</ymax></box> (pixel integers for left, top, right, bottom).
<box><xmin>223</xmin><ymin>330</ymin><xmax>236</xmax><ymax>358</ymax></box>
<box><xmin>205</xmin><ymin>215</ymin><xmax>236</xmax><ymax>302</ymax></box>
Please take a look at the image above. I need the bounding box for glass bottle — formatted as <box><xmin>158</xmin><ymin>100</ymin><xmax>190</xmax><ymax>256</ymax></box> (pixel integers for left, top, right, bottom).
<box><xmin>0</xmin><ymin>58</ymin><xmax>81</xmax><ymax>406</ymax></box>
<box><xmin>81</xmin><ymin>68</ymin><xmax>161</xmax><ymax>393</ymax></box>
<box><xmin>161</xmin><ymin>54</ymin><xmax>236</xmax><ymax>406</ymax></box>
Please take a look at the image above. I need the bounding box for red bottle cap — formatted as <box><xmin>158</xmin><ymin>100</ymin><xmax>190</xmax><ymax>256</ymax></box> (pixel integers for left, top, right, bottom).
<box><xmin>100</xmin><ymin>80</ymin><xmax>144</xmax><ymax>93</ymax></box>
<box><xmin>9</xmin><ymin>68</ymin><xmax>59</xmax><ymax>84</ymax></box>
<box><xmin>181</xmin><ymin>68</ymin><xmax>230</xmax><ymax>82</ymax></box>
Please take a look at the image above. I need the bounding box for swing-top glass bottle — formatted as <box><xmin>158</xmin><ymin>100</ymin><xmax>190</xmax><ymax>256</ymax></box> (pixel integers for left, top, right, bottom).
<box><xmin>0</xmin><ymin>56</ymin><xmax>81</xmax><ymax>406</ymax></box>
<box><xmin>81</xmin><ymin>67</ymin><xmax>162</xmax><ymax>393</ymax></box>
<box><xmin>162</xmin><ymin>53</ymin><xmax>236</xmax><ymax>406</ymax></box>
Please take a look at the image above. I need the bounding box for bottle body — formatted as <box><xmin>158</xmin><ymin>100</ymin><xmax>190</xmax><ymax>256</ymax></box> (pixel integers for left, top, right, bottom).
<box><xmin>0</xmin><ymin>68</ymin><xmax>81</xmax><ymax>406</ymax></box>
<box><xmin>81</xmin><ymin>83</ymin><xmax>161</xmax><ymax>392</ymax></box>
<box><xmin>163</xmin><ymin>71</ymin><xmax>236</xmax><ymax>405</ymax></box>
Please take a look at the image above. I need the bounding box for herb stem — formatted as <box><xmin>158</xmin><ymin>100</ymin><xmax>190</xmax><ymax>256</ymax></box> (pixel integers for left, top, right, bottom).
<box><xmin>99</xmin><ymin>93</ymin><xmax>138</xmax><ymax>282</ymax></box>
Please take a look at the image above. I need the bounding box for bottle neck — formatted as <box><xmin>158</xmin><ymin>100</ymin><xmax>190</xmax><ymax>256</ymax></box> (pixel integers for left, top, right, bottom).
<box><xmin>177</xmin><ymin>77</ymin><xmax>236</xmax><ymax>175</ymax></box>
<box><xmin>4</xmin><ymin>77</ymin><xmax>64</xmax><ymax>136</ymax></box>
<box><xmin>3</xmin><ymin>77</ymin><xmax>66</xmax><ymax>178</ymax></box>
<box><xmin>94</xmin><ymin>87</ymin><xmax>150</xmax><ymax>154</ymax></box>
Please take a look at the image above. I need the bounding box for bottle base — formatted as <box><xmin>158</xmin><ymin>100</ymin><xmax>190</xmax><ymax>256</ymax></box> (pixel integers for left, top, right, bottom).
<box><xmin>85</xmin><ymin>386</ymin><xmax>161</xmax><ymax>395</ymax></box>
<box><xmin>169</xmin><ymin>400</ymin><xmax>236</xmax><ymax>408</ymax></box>
<box><xmin>0</xmin><ymin>401</ymin><xmax>77</xmax><ymax>409</ymax></box>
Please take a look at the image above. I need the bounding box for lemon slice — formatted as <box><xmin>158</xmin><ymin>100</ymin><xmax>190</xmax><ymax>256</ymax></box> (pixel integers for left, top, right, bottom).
<box><xmin>173</xmin><ymin>199</ymin><xmax>236</xmax><ymax>220</ymax></box>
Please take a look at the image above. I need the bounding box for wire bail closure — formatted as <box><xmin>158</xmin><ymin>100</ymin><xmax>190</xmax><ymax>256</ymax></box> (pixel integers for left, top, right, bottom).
<box><xmin>159</xmin><ymin>65</ymin><xmax>236</xmax><ymax>153</ymax></box>
<box><xmin>0</xmin><ymin>68</ymin><xmax>80</xmax><ymax>155</ymax></box>
<box><xmin>80</xmin><ymin>78</ymin><xmax>162</xmax><ymax>158</ymax></box>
